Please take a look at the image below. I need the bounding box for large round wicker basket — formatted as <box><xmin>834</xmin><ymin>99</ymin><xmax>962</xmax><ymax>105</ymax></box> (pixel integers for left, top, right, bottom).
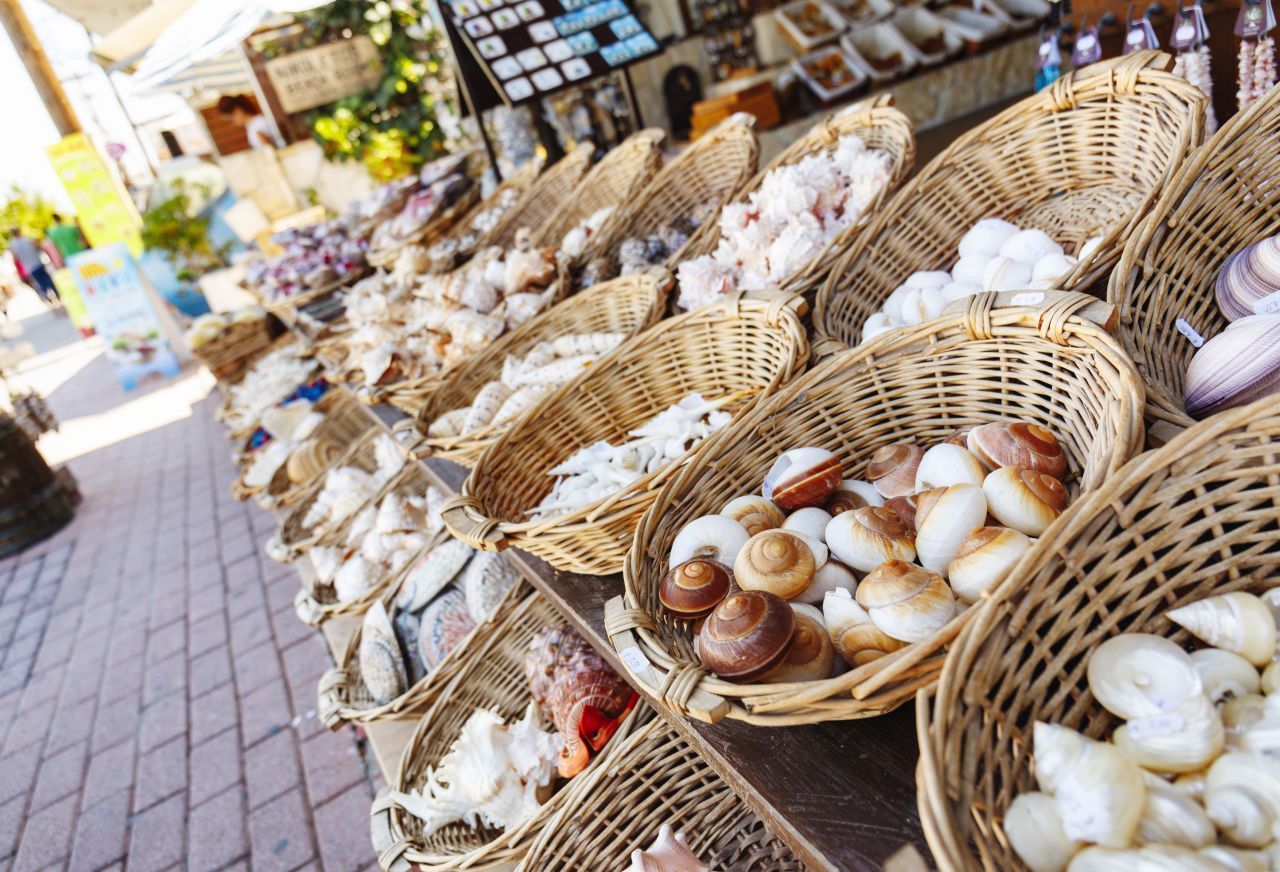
<box><xmin>426</xmin><ymin>158</ymin><xmax>544</xmax><ymax>274</ymax></box>
<box><xmin>609</xmin><ymin>292</ymin><xmax>1144</xmax><ymax>725</ymax></box>
<box><xmin>369</xmin><ymin>591</ymin><xmax>648</xmax><ymax>871</ymax></box>
<box><xmin>481</xmin><ymin>144</ymin><xmax>594</xmax><ymax>252</ymax></box>
<box><xmin>812</xmin><ymin>51</ymin><xmax>1207</xmax><ymax>350</ymax></box>
<box><xmin>440</xmin><ymin>292</ymin><xmax>811</xmax><ymax>576</ymax></box>
<box><xmin>916</xmin><ymin>393</ymin><xmax>1280</xmax><ymax>872</ymax></box>
<box><xmin>1108</xmin><ymin>77</ymin><xmax>1280</xmax><ymax>434</ymax></box>
<box><xmin>679</xmin><ymin>94</ymin><xmax>916</xmax><ymax>299</ymax></box>
<box><xmin>411</xmin><ymin>274</ymin><xmax>670</xmax><ymax>467</ymax></box>
<box><xmin>518</xmin><ymin>715</ymin><xmax>803</xmax><ymax>870</ymax></box>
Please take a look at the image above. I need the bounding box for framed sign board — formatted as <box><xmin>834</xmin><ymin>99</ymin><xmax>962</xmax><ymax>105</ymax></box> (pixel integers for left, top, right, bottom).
<box><xmin>264</xmin><ymin>36</ymin><xmax>384</xmax><ymax>114</ymax></box>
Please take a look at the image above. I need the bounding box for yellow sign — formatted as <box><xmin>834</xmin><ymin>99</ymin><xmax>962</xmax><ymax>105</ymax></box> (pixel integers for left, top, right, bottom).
<box><xmin>264</xmin><ymin>36</ymin><xmax>384</xmax><ymax>115</ymax></box>
<box><xmin>46</xmin><ymin>133</ymin><xmax>143</xmax><ymax>257</ymax></box>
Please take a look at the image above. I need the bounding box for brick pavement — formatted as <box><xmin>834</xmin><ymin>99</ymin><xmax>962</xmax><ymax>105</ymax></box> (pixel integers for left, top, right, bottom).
<box><xmin>0</xmin><ymin>342</ymin><xmax>382</xmax><ymax>871</ymax></box>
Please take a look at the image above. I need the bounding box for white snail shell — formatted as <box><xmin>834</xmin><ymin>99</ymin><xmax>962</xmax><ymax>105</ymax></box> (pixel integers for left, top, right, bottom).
<box><xmin>669</xmin><ymin>515</ymin><xmax>751</xmax><ymax>569</ymax></box>
<box><xmin>1137</xmin><ymin>781</ymin><xmax>1216</xmax><ymax>849</ymax></box>
<box><xmin>1191</xmin><ymin>648</ymin><xmax>1262</xmax><ymax>704</ymax></box>
<box><xmin>913</xmin><ymin>484</ymin><xmax>988</xmax><ymax>577</ymax></box>
<box><xmin>1205</xmin><ymin>751</ymin><xmax>1280</xmax><ymax>847</ymax></box>
<box><xmin>1033</xmin><ymin>722</ymin><xmax>1145</xmax><ymax>848</ymax></box>
<box><xmin>793</xmin><ymin>559</ymin><xmax>856</xmax><ymax>606</ymax></box>
<box><xmin>958</xmin><ymin>218</ymin><xmax>1020</xmax><ymax>260</ymax></box>
<box><xmin>782</xmin><ymin>507</ymin><xmax>833</xmax><ymax>544</ymax></box>
<box><xmin>1112</xmin><ymin>694</ymin><xmax>1225</xmax><ymax>774</ymax></box>
<box><xmin>1004</xmin><ymin>791</ymin><xmax>1080</xmax><ymax>872</ymax></box>
<box><xmin>1087</xmin><ymin>633</ymin><xmax>1204</xmax><ymax>720</ymax></box>
<box><xmin>914</xmin><ymin>443</ymin><xmax>986</xmax><ymax>491</ymax></box>
<box><xmin>855</xmin><ymin>560</ymin><xmax>955</xmax><ymax>644</ymax></box>
<box><xmin>1167</xmin><ymin>592</ymin><xmax>1278</xmax><ymax>667</ymax></box>
<box><xmin>947</xmin><ymin>526</ymin><xmax>1032</xmax><ymax>604</ymax></box>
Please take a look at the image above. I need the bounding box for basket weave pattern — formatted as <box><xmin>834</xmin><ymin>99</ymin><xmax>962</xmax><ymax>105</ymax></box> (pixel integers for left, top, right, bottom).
<box><xmin>482</xmin><ymin>145</ymin><xmax>594</xmax><ymax>252</ymax></box>
<box><xmin>193</xmin><ymin>320</ymin><xmax>273</xmax><ymax>383</ymax></box>
<box><xmin>814</xmin><ymin>51</ymin><xmax>1207</xmax><ymax>349</ymax></box>
<box><xmin>917</xmin><ymin>395</ymin><xmax>1280</xmax><ymax>872</ymax></box>
<box><xmin>428</xmin><ymin>159</ymin><xmax>544</xmax><ymax>274</ymax></box>
<box><xmin>615</xmin><ymin>293</ymin><xmax>1144</xmax><ymax>724</ymax></box>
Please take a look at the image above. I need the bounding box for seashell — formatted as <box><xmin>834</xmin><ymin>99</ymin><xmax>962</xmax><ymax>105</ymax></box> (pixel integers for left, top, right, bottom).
<box><xmin>882</xmin><ymin>494</ymin><xmax>919</xmax><ymax>531</ymax></box>
<box><xmin>958</xmin><ymin>218</ymin><xmax>1021</xmax><ymax>259</ymax></box>
<box><xmin>940</xmin><ymin>281</ymin><xmax>981</xmax><ymax>303</ymax></box>
<box><xmin>359</xmin><ymin>601</ymin><xmax>407</xmax><ymax>705</ymax></box>
<box><xmin>1066</xmin><ymin>845</ymin><xmax>1228</xmax><ymax>871</ymax></box>
<box><xmin>999</xmin><ymin>228</ymin><xmax>1063</xmax><ymax>265</ymax></box>
<box><xmin>822</xmin><ymin>588</ymin><xmax>904</xmax><ymax>667</ymax></box>
<box><xmin>1137</xmin><ymin>781</ymin><xmax>1215</xmax><ymax>848</ymax></box>
<box><xmin>762</xmin><ymin>447</ymin><xmax>843</xmax><ymax>511</ymax></box>
<box><xmin>1167</xmin><ymin>592</ymin><xmax>1278</xmax><ymax>666</ymax></box>
<box><xmin>794</xmin><ymin>559</ymin><xmax>856</xmax><ymax>606</ymax></box>
<box><xmin>1004</xmin><ymin>791</ymin><xmax>1080</xmax><ymax>872</ymax></box>
<box><xmin>863</xmin><ymin>312</ymin><xmax>899</xmax><ymax>343</ymax></box>
<box><xmin>1032</xmin><ymin>721</ymin><xmax>1145</xmax><ymax>848</ymax></box>
<box><xmin>1078</xmin><ymin>236</ymin><xmax>1104</xmax><ymax>263</ymax></box>
<box><xmin>492</xmin><ymin>385</ymin><xmax>549</xmax><ymax>427</ymax></box>
<box><xmin>1113</xmin><ymin>693</ymin><xmax>1225</xmax><ymax>773</ymax></box>
<box><xmin>951</xmin><ymin>255</ymin><xmax>991</xmax><ymax>287</ymax></box>
<box><xmin>855</xmin><ymin>560</ymin><xmax>955</xmax><ymax>643</ymax></box>
<box><xmin>1087</xmin><ymin>634</ymin><xmax>1203</xmax><ymax>719</ymax></box>
<box><xmin>1224</xmin><ymin>693</ymin><xmax>1280</xmax><ymax>755</ymax></box>
<box><xmin>627</xmin><ymin>824</ymin><xmax>709</xmax><ymax>872</ymax></box>
<box><xmin>944</xmin><ymin>425</ymin><xmax>976</xmax><ymax>446</ymax></box>
<box><xmin>948</xmin><ymin>526</ymin><xmax>1032</xmax><ymax>603</ymax></box>
<box><xmin>720</xmin><ymin>495</ymin><xmax>786</xmax><ymax>536</ymax></box>
<box><xmin>783</xmin><ymin>507</ymin><xmax>832</xmax><ymax>543</ymax></box>
<box><xmin>983</xmin><ymin>256</ymin><xmax>1033</xmax><ymax>292</ymax></box>
<box><xmin>967</xmin><ymin>421</ymin><xmax>1068</xmax><ymax>479</ymax></box>
<box><xmin>983</xmin><ymin>467</ymin><xmax>1068</xmax><ymax>537</ymax></box>
<box><xmin>463</xmin><ymin>381</ymin><xmax>512</xmax><ymax>432</ymax></box>
<box><xmin>1198</xmin><ymin>846</ymin><xmax>1269</xmax><ymax>872</ymax></box>
<box><xmin>1215</xmin><ymin>235</ymin><xmax>1280</xmax><ymax>321</ymax></box>
<box><xmin>659</xmin><ymin>559</ymin><xmax>733</xmax><ymax>619</ymax></box>
<box><xmin>286</xmin><ymin>438</ymin><xmax>341</xmax><ymax>485</ymax></box>
<box><xmin>1204</xmin><ymin>751</ymin><xmax>1280</xmax><ymax>847</ymax></box>
<box><xmin>1183</xmin><ymin>313</ymin><xmax>1280</xmax><ymax>419</ymax></box>
<box><xmin>913</xmin><ymin>484</ymin><xmax>988</xmax><ymax>576</ymax></box>
<box><xmin>881</xmin><ymin>285</ymin><xmax>911</xmax><ymax>323</ymax></box>
<box><xmin>1032</xmin><ymin>252</ymin><xmax>1077</xmax><ymax>284</ymax></box>
<box><xmin>1263</xmin><ymin>661</ymin><xmax>1280</xmax><ymax>696</ymax></box>
<box><xmin>669</xmin><ymin>515</ymin><xmax>751</xmax><ymax>569</ymax></box>
<box><xmin>904</xmin><ymin>270</ymin><xmax>952</xmax><ymax>289</ymax></box>
<box><xmin>914</xmin><ymin>443</ymin><xmax>986</xmax><ymax>491</ymax></box>
<box><xmin>825</xmin><ymin>506</ymin><xmax>916</xmax><ymax>573</ymax></box>
<box><xmin>428</xmin><ymin>408</ymin><xmax>469</xmax><ymax>439</ymax></box>
<box><xmin>866</xmin><ymin>443</ymin><xmax>924</xmax><ymax>499</ymax></box>
<box><xmin>396</xmin><ymin>539</ymin><xmax>475</xmax><ymax>613</ymax></box>
<box><xmin>734</xmin><ymin>530</ymin><xmax>818</xmax><ymax>600</ymax></box>
<box><xmin>824</xmin><ymin>479</ymin><xmax>883</xmax><ymax>515</ymax></box>
<box><xmin>898</xmin><ymin>285</ymin><xmax>947</xmax><ymax>326</ymax></box>
<box><xmin>698</xmin><ymin>589</ymin><xmax>796</xmax><ymax>681</ymax></box>
<box><xmin>1173</xmin><ymin>771</ymin><xmax>1207</xmax><ymax>802</ymax></box>
<box><xmin>1191</xmin><ymin>648</ymin><xmax>1261</xmax><ymax>704</ymax></box>
<box><xmin>461</xmin><ymin>552</ymin><xmax>520</xmax><ymax>623</ymax></box>
<box><xmin>761</xmin><ymin>603</ymin><xmax>835</xmax><ymax>683</ymax></box>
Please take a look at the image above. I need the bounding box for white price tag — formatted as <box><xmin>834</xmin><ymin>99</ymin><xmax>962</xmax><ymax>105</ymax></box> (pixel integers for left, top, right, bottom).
<box><xmin>1011</xmin><ymin>292</ymin><xmax>1045</xmax><ymax>306</ymax></box>
<box><xmin>1127</xmin><ymin>712</ymin><xmax>1185</xmax><ymax>740</ymax></box>
<box><xmin>1253</xmin><ymin>289</ymin><xmax>1280</xmax><ymax>314</ymax></box>
<box><xmin>1176</xmin><ymin>22</ymin><xmax>1195</xmax><ymax>41</ymax></box>
<box><xmin>1126</xmin><ymin>28</ymin><xmax>1145</xmax><ymax>45</ymax></box>
<box><xmin>1176</xmin><ymin>318</ymin><xmax>1205</xmax><ymax>347</ymax></box>
<box><xmin>619</xmin><ymin>645</ymin><xmax>650</xmax><ymax>674</ymax></box>
<box><xmin>1077</xmin><ymin>34</ymin><xmax>1096</xmax><ymax>51</ymax></box>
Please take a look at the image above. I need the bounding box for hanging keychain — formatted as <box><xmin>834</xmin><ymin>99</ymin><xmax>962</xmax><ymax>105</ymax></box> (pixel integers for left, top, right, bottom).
<box><xmin>1123</xmin><ymin>2</ymin><xmax>1160</xmax><ymax>53</ymax></box>
<box><xmin>1236</xmin><ymin>0</ymin><xmax>1277</xmax><ymax>109</ymax></box>
<box><xmin>1073</xmin><ymin>13</ymin><xmax>1103</xmax><ymax>67</ymax></box>
<box><xmin>1171</xmin><ymin>0</ymin><xmax>1218</xmax><ymax>132</ymax></box>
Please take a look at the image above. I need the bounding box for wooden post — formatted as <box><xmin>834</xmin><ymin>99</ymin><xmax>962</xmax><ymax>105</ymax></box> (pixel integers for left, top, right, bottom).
<box><xmin>0</xmin><ymin>0</ymin><xmax>80</xmax><ymax>136</ymax></box>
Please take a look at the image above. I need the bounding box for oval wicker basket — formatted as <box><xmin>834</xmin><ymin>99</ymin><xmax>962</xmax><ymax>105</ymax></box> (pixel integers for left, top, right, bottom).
<box><xmin>608</xmin><ymin>292</ymin><xmax>1145</xmax><ymax>725</ymax></box>
<box><xmin>293</xmin><ymin>461</ymin><xmax>440</xmax><ymax>627</ymax></box>
<box><xmin>426</xmin><ymin>158</ymin><xmax>545</xmax><ymax>274</ymax></box>
<box><xmin>916</xmin><ymin>393</ymin><xmax>1280</xmax><ymax>872</ymax></box>
<box><xmin>518</xmin><ymin>715</ymin><xmax>803</xmax><ymax>870</ymax></box>
<box><xmin>560</xmin><ymin>114</ymin><xmax>760</xmax><ymax>289</ymax></box>
<box><xmin>1108</xmin><ymin>81</ymin><xmax>1280</xmax><ymax>434</ymax></box>
<box><xmin>411</xmin><ymin>274</ymin><xmax>671</xmax><ymax>467</ymax></box>
<box><xmin>812</xmin><ymin>51</ymin><xmax>1207</xmax><ymax>350</ymax></box>
<box><xmin>318</xmin><ymin>571</ymin><xmax>533</xmax><ymax>728</ymax></box>
<box><xmin>679</xmin><ymin>94</ymin><xmax>916</xmax><ymax>300</ymax></box>
<box><xmin>481</xmin><ymin>144</ymin><xmax>594</xmax><ymax>252</ymax></box>
<box><xmin>440</xmin><ymin>292</ymin><xmax>811</xmax><ymax>576</ymax></box>
<box><xmin>192</xmin><ymin>318</ymin><xmax>274</xmax><ymax>384</ymax></box>
<box><xmin>369</xmin><ymin>591</ymin><xmax>648</xmax><ymax>872</ymax></box>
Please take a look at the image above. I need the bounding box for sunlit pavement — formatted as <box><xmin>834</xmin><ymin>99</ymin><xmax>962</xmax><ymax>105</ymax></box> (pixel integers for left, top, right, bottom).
<box><xmin>0</xmin><ymin>286</ymin><xmax>381</xmax><ymax>871</ymax></box>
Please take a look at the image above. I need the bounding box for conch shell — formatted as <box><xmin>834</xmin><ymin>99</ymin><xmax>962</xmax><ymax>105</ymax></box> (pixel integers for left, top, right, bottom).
<box><xmin>1032</xmin><ymin>722</ymin><xmax>1145</xmax><ymax>847</ymax></box>
<box><xmin>359</xmin><ymin>601</ymin><xmax>406</xmax><ymax>705</ymax></box>
<box><xmin>627</xmin><ymin>824</ymin><xmax>709</xmax><ymax>872</ymax></box>
<box><xmin>1167</xmin><ymin>592</ymin><xmax>1278</xmax><ymax>667</ymax></box>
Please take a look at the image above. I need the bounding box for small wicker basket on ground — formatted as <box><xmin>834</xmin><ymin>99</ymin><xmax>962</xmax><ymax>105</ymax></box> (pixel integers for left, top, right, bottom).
<box><xmin>518</xmin><ymin>715</ymin><xmax>804</xmax><ymax>870</ymax></box>
<box><xmin>608</xmin><ymin>292</ymin><xmax>1144</xmax><ymax>725</ymax></box>
<box><xmin>425</xmin><ymin>159</ymin><xmax>544</xmax><ymax>274</ymax></box>
<box><xmin>411</xmin><ymin>274</ymin><xmax>670</xmax><ymax>467</ymax></box>
<box><xmin>192</xmin><ymin>318</ymin><xmax>274</xmax><ymax>384</ymax></box>
<box><xmin>1108</xmin><ymin>79</ymin><xmax>1280</xmax><ymax>435</ymax></box>
<box><xmin>440</xmin><ymin>292</ymin><xmax>810</xmax><ymax>576</ymax></box>
<box><xmin>318</xmin><ymin>577</ymin><xmax>533</xmax><ymax>728</ymax></box>
<box><xmin>293</xmin><ymin>461</ymin><xmax>440</xmax><ymax>627</ymax></box>
<box><xmin>559</xmin><ymin>115</ymin><xmax>760</xmax><ymax>290</ymax></box>
<box><xmin>480</xmin><ymin>145</ymin><xmax>594</xmax><ymax>252</ymax></box>
<box><xmin>916</xmin><ymin>394</ymin><xmax>1280</xmax><ymax>872</ymax></box>
<box><xmin>679</xmin><ymin>94</ymin><xmax>916</xmax><ymax>299</ymax></box>
<box><xmin>369</xmin><ymin>591</ymin><xmax>648</xmax><ymax>872</ymax></box>
<box><xmin>813</xmin><ymin>51</ymin><xmax>1207</xmax><ymax>350</ymax></box>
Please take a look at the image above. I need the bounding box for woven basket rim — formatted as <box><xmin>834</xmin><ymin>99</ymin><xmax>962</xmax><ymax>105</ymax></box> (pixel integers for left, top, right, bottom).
<box><xmin>433</xmin><ymin>158</ymin><xmax>544</xmax><ymax>253</ymax></box>
<box><xmin>480</xmin><ymin>143</ymin><xmax>594</xmax><ymax>252</ymax></box>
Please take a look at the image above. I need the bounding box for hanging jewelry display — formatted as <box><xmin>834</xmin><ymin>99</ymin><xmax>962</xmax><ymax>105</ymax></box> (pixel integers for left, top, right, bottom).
<box><xmin>1170</xmin><ymin>0</ymin><xmax>1217</xmax><ymax>133</ymax></box>
<box><xmin>1236</xmin><ymin>0</ymin><xmax>1277</xmax><ymax>109</ymax></box>
<box><xmin>1072</xmin><ymin>13</ymin><xmax>1103</xmax><ymax>68</ymax></box>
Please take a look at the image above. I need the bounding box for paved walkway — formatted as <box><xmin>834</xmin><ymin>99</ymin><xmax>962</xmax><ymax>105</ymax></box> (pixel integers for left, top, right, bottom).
<box><xmin>0</xmin><ymin>288</ymin><xmax>380</xmax><ymax>871</ymax></box>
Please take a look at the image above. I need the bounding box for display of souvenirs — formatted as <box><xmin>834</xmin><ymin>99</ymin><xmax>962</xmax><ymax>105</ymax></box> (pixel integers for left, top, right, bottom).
<box><xmin>368</xmin><ymin>157</ymin><xmax>474</xmax><ymax>255</ymax></box>
<box><xmin>221</xmin><ymin>345</ymin><xmax>316</xmax><ymax>434</ymax></box>
<box><xmin>574</xmin><ymin>200</ymin><xmax>716</xmax><ymax>289</ymax></box>
<box><xmin>245</xmin><ymin>221</ymin><xmax>369</xmax><ymax>303</ymax></box>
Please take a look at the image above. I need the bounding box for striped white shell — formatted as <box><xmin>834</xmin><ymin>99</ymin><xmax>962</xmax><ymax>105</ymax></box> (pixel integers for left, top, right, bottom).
<box><xmin>462</xmin><ymin>552</ymin><xmax>520</xmax><ymax>623</ymax></box>
<box><xmin>1215</xmin><ymin>235</ymin><xmax>1280</xmax><ymax>321</ymax></box>
<box><xmin>359</xmin><ymin>601</ymin><xmax>406</xmax><ymax>705</ymax></box>
<box><xmin>396</xmin><ymin>538</ymin><xmax>475</xmax><ymax>613</ymax></box>
<box><xmin>1184</xmin><ymin>313</ymin><xmax>1280</xmax><ymax>419</ymax></box>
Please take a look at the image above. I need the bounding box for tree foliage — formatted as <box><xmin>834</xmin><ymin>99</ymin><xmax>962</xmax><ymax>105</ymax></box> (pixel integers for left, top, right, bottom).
<box><xmin>0</xmin><ymin>187</ymin><xmax>56</xmax><ymax>249</ymax></box>
<box><xmin>140</xmin><ymin>181</ymin><xmax>229</xmax><ymax>281</ymax></box>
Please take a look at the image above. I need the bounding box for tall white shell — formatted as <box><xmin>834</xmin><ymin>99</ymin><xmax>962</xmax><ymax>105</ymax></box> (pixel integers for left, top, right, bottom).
<box><xmin>1167</xmin><ymin>592</ymin><xmax>1278</xmax><ymax>666</ymax></box>
<box><xmin>1032</xmin><ymin>722</ymin><xmax>1145</xmax><ymax>848</ymax></box>
<box><xmin>1004</xmin><ymin>792</ymin><xmax>1080</xmax><ymax>872</ymax></box>
<box><xmin>359</xmin><ymin>601</ymin><xmax>407</xmax><ymax>705</ymax></box>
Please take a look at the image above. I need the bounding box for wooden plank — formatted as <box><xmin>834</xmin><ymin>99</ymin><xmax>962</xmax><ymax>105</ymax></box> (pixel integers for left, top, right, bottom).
<box><xmin>364</xmin><ymin>719</ymin><xmax>420</xmax><ymax>782</ymax></box>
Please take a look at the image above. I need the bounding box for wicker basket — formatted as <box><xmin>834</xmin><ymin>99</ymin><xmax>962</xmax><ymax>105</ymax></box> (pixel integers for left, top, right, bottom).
<box><xmin>518</xmin><ymin>715</ymin><xmax>804</xmax><ymax>870</ymax></box>
<box><xmin>264</xmin><ymin>269</ymin><xmax>372</xmax><ymax>319</ymax></box>
<box><xmin>368</xmin><ymin>183</ymin><xmax>484</xmax><ymax>269</ymax></box>
<box><xmin>680</xmin><ymin>94</ymin><xmax>916</xmax><ymax>299</ymax></box>
<box><xmin>440</xmin><ymin>292</ymin><xmax>810</xmax><ymax>576</ymax></box>
<box><xmin>426</xmin><ymin>159</ymin><xmax>544</xmax><ymax>274</ymax></box>
<box><xmin>293</xmin><ymin>462</ymin><xmax>440</xmax><ymax>627</ymax></box>
<box><xmin>192</xmin><ymin>319</ymin><xmax>273</xmax><ymax>384</ymax></box>
<box><xmin>916</xmin><ymin>393</ymin><xmax>1280</xmax><ymax>872</ymax></box>
<box><xmin>561</xmin><ymin>115</ymin><xmax>760</xmax><ymax>288</ymax></box>
<box><xmin>369</xmin><ymin>591</ymin><xmax>648</xmax><ymax>872</ymax></box>
<box><xmin>1108</xmin><ymin>82</ymin><xmax>1280</xmax><ymax>435</ymax></box>
<box><xmin>481</xmin><ymin>144</ymin><xmax>594</xmax><ymax>253</ymax></box>
<box><xmin>608</xmin><ymin>291</ymin><xmax>1145</xmax><ymax>725</ymax></box>
<box><xmin>411</xmin><ymin>274</ymin><xmax>671</xmax><ymax>467</ymax></box>
<box><xmin>813</xmin><ymin>51</ymin><xmax>1207</xmax><ymax>350</ymax></box>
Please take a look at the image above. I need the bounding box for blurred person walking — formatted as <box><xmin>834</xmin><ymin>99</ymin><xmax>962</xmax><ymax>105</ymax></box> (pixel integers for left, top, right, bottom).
<box><xmin>9</xmin><ymin>228</ymin><xmax>59</xmax><ymax>308</ymax></box>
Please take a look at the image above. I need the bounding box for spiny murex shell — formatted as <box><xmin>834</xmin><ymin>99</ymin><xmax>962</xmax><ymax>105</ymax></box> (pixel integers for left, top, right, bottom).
<box><xmin>359</xmin><ymin>600</ymin><xmax>407</xmax><ymax>705</ymax></box>
<box><xmin>1215</xmin><ymin>234</ymin><xmax>1280</xmax><ymax>321</ymax></box>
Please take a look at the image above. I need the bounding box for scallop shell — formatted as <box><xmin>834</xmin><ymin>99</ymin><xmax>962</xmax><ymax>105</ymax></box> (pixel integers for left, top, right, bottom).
<box><xmin>461</xmin><ymin>552</ymin><xmax>520</xmax><ymax>623</ymax></box>
<box><xmin>417</xmin><ymin>588</ymin><xmax>475</xmax><ymax>670</ymax></box>
<box><xmin>359</xmin><ymin>601</ymin><xmax>407</xmax><ymax>705</ymax></box>
<box><xmin>1183</xmin><ymin>314</ymin><xmax>1280</xmax><ymax>418</ymax></box>
<box><xmin>1215</xmin><ymin>235</ymin><xmax>1280</xmax><ymax>321</ymax></box>
<box><xmin>1167</xmin><ymin>592</ymin><xmax>1278</xmax><ymax>667</ymax></box>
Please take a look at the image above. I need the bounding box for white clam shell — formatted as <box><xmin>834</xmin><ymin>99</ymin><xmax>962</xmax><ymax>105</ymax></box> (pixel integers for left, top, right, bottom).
<box><xmin>1167</xmin><ymin>592</ymin><xmax>1278</xmax><ymax>667</ymax></box>
<box><xmin>1112</xmin><ymin>694</ymin><xmax>1225</xmax><ymax>773</ymax></box>
<box><xmin>898</xmin><ymin>285</ymin><xmax>947</xmax><ymax>326</ymax></box>
<box><xmin>999</xmin><ymin>228</ymin><xmax>1063</xmax><ymax>265</ymax></box>
<box><xmin>1087</xmin><ymin>633</ymin><xmax>1203</xmax><ymax>719</ymax></box>
<box><xmin>1215</xmin><ymin>234</ymin><xmax>1280</xmax><ymax>321</ymax></box>
<box><xmin>940</xmin><ymin>281</ymin><xmax>981</xmax><ymax>303</ymax></box>
<box><xmin>982</xmin><ymin>256</ymin><xmax>1033</xmax><ymax>292</ymax></box>
<box><xmin>1004</xmin><ymin>791</ymin><xmax>1079</xmax><ymax>872</ymax></box>
<box><xmin>914</xmin><ymin>444</ymin><xmax>986</xmax><ymax>491</ymax></box>
<box><xmin>1032</xmin><ymin>252</ymin><xmax>1077</xmax><ymax>283</ymax></box>
<box><xmin>1032</xmin><ymin>722</ymin><xmax>1145</xmax><ymax>848</ymax></box>
<box><xmin>669</xmin><ymin>515</ymin><xmax>750</xmax><ymax>569</ymax></box>
<box><xmin>904</xmin><ymin>270</ymin><xmax>951</xmax><ymax>289</ymax></box>
<box><xmin>1191</xmin><ymin>648</ymin><xmax>1262</xmax><ymax>704</ymax></box>
<box><xmin>1183</xmin><ymin>314</ymin><xmax>1280</xmax><ymax>419</ymax></box>
<box><xmin>782</xmin><ymin>507</ymin><xmax>833</xmax><ymax>544</ymax></box>
<box><xmin>1077</xmin><ymin>236</ymin><xmax>1104</xmax><ymax>263</ymax></box>
<box><xmin>914</xmin><ymin>484</ymin><xmax>987</xmax><ymax>576</ymax></box>
<box><xmin>359</xmin><ymin>601</ymin><xmax>407</xmax><ymax>705</ymax></box>
<box><xmin>462</xmin><ymin>551</ymin><xmax>520</xmax><ymax>623</ymax></box>
<box><xmin>863</xmin><ymin>311</ymin><xmax>899</xmax><ymax>343</ymax></box>
<box><xmin>958</xmin><ymin>218</ymin><xmax>1020</xmax><ymax>259</ymax></box>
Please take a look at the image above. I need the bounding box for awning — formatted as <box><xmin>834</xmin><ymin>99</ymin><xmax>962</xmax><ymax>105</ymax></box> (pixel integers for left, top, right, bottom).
<box><xmin>43</xmin><ymin>0</ymin><xmax>153</xmax><ymax>36</ymax></box>
<box><xmin>92</xmin><ymin>0</ymin><xmax>201</xmax><ymax>69</ymax></box>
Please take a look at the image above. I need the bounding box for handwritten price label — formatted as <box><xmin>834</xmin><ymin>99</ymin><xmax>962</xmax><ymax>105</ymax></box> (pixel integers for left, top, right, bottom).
<box><xmin>1176</xmin><ymin>318</ymin><xmax>1205</xmax><ymax>347</ymax></box>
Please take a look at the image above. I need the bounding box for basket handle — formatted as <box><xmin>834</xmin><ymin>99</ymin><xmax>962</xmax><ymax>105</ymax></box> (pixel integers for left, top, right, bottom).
<box><xmin>1048</xmin><ymin>49</ymin><xmax>1172</xmax><ymax>110</ymax></box>
<box><xmin>293</xmin><ymin>589</ymin><xmax>325</xmax><ymax>627</ymax></box>
<box><xmin>945</xmin><ymin>290</ymin><xmax>1118</xmax><ymax>344</ymax></box>
<box><xmin>370</xmin><ymin>788</ymin><xmax>415</xmax><ymax>872</ymax></box>
<box><xmin>316</xmin><ymin>667</ymin><xmax>348</xmax><ymax>731</ymax></box>
<box><xmin>440</xmin><ymin>494</ymin><xmax>509</xmax><ymax>551</ymax></box>
<box><xmin>720</xmin><ymin>289</ymin><xmax>809</xmax><ymax>324</ymax></box>
<box><xmin>603</xmin><ymin>596</ymin><xmax>732</xmax><ymax>724</ymax></box>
